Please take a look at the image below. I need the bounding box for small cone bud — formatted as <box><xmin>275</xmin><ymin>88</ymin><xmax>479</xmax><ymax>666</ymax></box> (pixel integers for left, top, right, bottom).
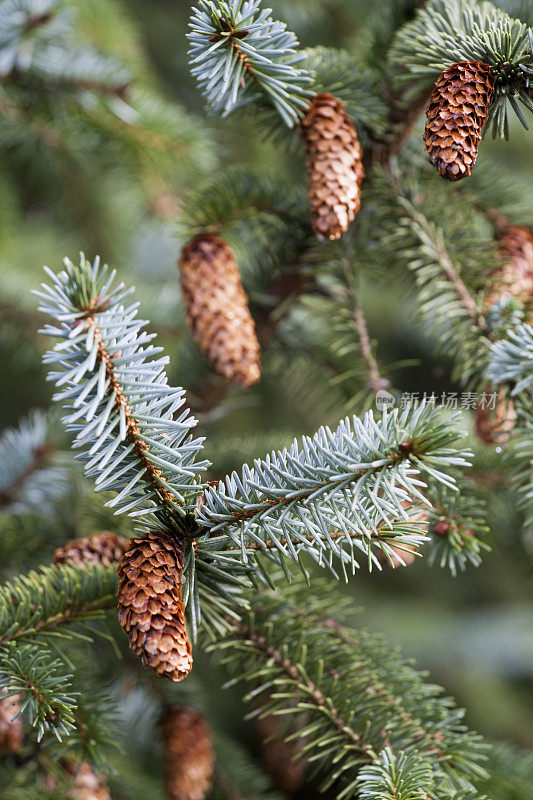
<box><xmin>486</xmin><ymin>225</ymin><xmax>533</xmax><ymax>313</ymax></box>
<box><xmin>117</xmin><ymin>530</ymin><xmax>193</xmax><ymax>682</ymax></box>
<box><xmin>255</xmin><ymin>709</ymin><xmax>307</xmax><ymax>794</ymax></box>
<box><xmin>475</xmin><ymin>386</ymin><xmax>517</xmax><ymax>445</ymax></box>
<box><xmin>161</xmin><ymin>706</ymin><xmax>214</xmax><ymax>800</ymax></box>
<box><xmin>0</xmin><ymin>688</ymin><xmax>23</xmax><ymax>753</ymax></box>
<box><xmin>65</xmin><ymin>761</ymin><xmax>111</xmax><ymax>800</ymax></box>
<box><xmin>377</xmin><ymin>502</ymin><xmax>429</xmax><ymax>568</ymax></box>
<box><xmin>54</xmin><ymin>532</ymin><xmax>129</xmax><ymax>567</ymax></box>
<box><xmin>300</xmin><ymin>93</ymin><xmax>364</xmax><ymax>240</ymax></box>
<box><xmin>432</xmin><ymin>520</ymin><xmax>451</xmax><ymax>537</ymax></box>
<box><xmin>424</xmin><ymin>61</ymin><xmax>495</xmax><ymax>181</ymax></box>
<box><xmin>179</xmin><ymin>234</ymin><xmax>260</xmax><ymax>388</ymax></box>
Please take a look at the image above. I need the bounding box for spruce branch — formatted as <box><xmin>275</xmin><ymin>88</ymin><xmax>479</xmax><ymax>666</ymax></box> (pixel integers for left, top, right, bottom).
<box><xmin>36</xmin><ymin>254</ymin><xmax>208</xmax><ymax>524</ymax></box>
<box><xmin>0</xmin><ymin>0</ymin><xmax>130</xmax><ymax>97</ymax></box>
<box><xmin>399</xmin><ymin>198</ymin><xmax>487</xmax><ymax>332</ymax></box>
<box><xmin>197</xmin><ymin>403</ymin><xmax>472</xmax><ymax>576</ymax></box>
<box><xmin>0</xmin><ymin>410</ymin><xmax>70</xmax><ymax>516</ymax></box>
<box><xmin>213</xmin><ymin>583</ymin><xmax>489</xmax><ymax>799</ymax></box>
<box><xmin>381</xmin><ymin>174</ymin><xmax>492</xmax><ymax>385</ymax></box>
<box><xmin>188</xmin><ymin>0</ymin><xmax>312</xmax><ymax>126</ymax></box>
<box><xmin>0</xmin><ymin>642</ymin><xmax>77</xmax><ymax>742</ymax></box>
<box><xmin>425</xmin><ymin>478</ymin><xmax>490</xmax><ymax>574</ymax></box>
<box><xmin>0</xmin><ymin>0</ymin><xmax>66</xmax><ymax>77</ymax></box>
<box><xmin>0</xmin><ymin>88</ymin><xmax>64</xmax><ymax>147</ymax></box>
<box><xmin>389</xmin><ymin>0</ymin><xmax>533</xmax><ymax>137</ymax></box>
<box><xmin>357</xmin><ymin>748</ymin><xmax>434</xmax><ymax>800</ymax></box>
<box><xmin>0</xmin><ymin>563</ymin><xmax>117</xmax><ymax>645</ymax></box>
<box><xmin>24</xmin><ymin>46</ymin><xmax>130</xmax><ymax>97</ymax></box>
<box><xmin>487</xmin><ymin>322</ymin><xmax>533</xmax><ymax>395</ymax></box>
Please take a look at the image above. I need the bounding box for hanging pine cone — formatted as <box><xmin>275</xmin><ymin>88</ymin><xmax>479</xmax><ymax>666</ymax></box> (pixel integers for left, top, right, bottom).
<box><xmin>54</xmin><ymin>531</ymin><xmax>129</xmax><ymax>567</ymax></box>
<box><xmin>161</xmin><ymin>706</ymin><xmax>214</xmax><ymax>800</ymax></box>
<box><xmin>424</xmin><ymin>61</ymin><xmax>496</xmax><ymax>181</ymax></box>
<box><xmin>179</xmin><ymin>234</ymin><xmax>260</xmax><ymax>388</ymax></box>
<box><xmin>64</xmin><ymin>761</ymin><xmax>111</xmax><ymax>800</ymax></box>
<box><xmin>475</xmin><ymin>385</ymin><xmax>517</xmax><ymax>445</ymax></box>
<box><xmin>255</xmin><ymin>707</ymin><xmax>307</xmax><ymax>794</ymax></box>
<box><xmin>117</xmin><ymin>530</ymin><xmax>193</xmax><ymax>682</ymax></box>
<box><xmin>486</xmin><ymin>225</ymin><xmax>533</xmax><ymax>312</ymax></box>
<box><xmin>376</xmin><ymin>503</ymin><xmax>429</xmax><ymax>568</ymax></box>
<box><xmin>300</xmin><ymin>93</ymin><xmax>364</xmax><ymax>240</ymax></box>
<box><xmin>0</xmin><ymin>688</ymin><xmax>23</xmax><ymax>753</ymax></box>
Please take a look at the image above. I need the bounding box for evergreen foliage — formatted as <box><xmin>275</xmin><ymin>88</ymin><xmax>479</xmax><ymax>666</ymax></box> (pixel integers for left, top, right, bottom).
<box><xmin>389</xmin><ymin>0</ymin><xmax>533</xmax><ymax>136</ymax></box>
<box><xmin>188</xmin><ymin>0</ymin><xmax>312</xmax><ymax>125</ymax></box>
<box><xmin>0</xmin><ymin>0</ymin><xmax>532</xmax><ymax>796</ymax></box>
<box><xmin>213</xmin><ymin>579</ymin><xmax>489</xmax><ymax>799</ymax></box>
<box><xmin>0</xmin><ymin>410</ymin><xmax>70</xmax><ymax>515</ymax></box>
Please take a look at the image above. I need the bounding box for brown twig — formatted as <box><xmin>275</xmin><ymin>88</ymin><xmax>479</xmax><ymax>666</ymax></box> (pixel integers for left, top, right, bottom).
<box><xmin>431</xmin><ymin>232</ymin><xmax>487</xmax><ymax>331</ymax></box>
<box><xmin>234</xmin><ymin>621</ymin><xmax>376</xmax><ymax>760</ymax></box>
<box><xmin>86</xmin><ymin>318</ymin><xmax>178</xmax><ymax>510</ymax></box>
<box><xmin>198</xmin><ymin>443</ymin><xmax>417</xmax><ymax>527</ymax></box>
<box><xmin>224</xmin><ymin>512</ymin><xmax>426</xmax><ymax>553</ymax></box>
<box><xmin>318</xmin><ymin>619</ymin><xmax>445</xmax><ymax>758</ymax></box>
<box><xmin>351</xmin><ymin>299</ymin><xmax>388</xmax><ymax>393</ymax></box>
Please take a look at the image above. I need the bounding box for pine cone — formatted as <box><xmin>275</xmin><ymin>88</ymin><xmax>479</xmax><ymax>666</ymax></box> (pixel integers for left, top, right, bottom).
<box><xmin>161</xmin><ymin>706</ymin><xmax>214</xmax><ymax>800</ymax></box>
<box><xmin>300</xmin><ymin>93</ymin><xmax>364</xmax><ymax>240</ymax></box>
<box><xmin>64</xmin><ymin>761</ymin><xmax>111</xmax><ymax>800</ymax></box>
<box><xmin>255</xmin><ymin>709</ymin><xmax>307</xmax><ymax>794</ymax></box>
<box><xmin>424</xmin><ymin>61</ymin><xmax>495</xmax><ymax>181</ymax></box>
<box><xmin>179</xmin><ymin>234</ymin><xmax>260</xmax><ymax>388</ymax></box>
<box><xmin>486</xmin><ymin>225</ymin><xmax>533</xmax><ymax>312</ymax></box>
<box><xmin>0</xmin><ymin>688</ymin><xmax>23</xmax><ymax>753</ymax></box>
<box><xmin>376</xmin><ymin>503</ymin><xmax>429</xmax><ymax>568</ymax></box>
<box><xmin>54</xmin><ymin>532</ymin><xmax>129</xmax><ymax>567</ymax></box>
<box><xmin>475</xmin><ymin>386</ymin><xmax>517</xmax><ymax>444</ymax></box>
<box><xmin>117</xmin><ymin>530</ymin><xmax>193</xmax><ymax>682</ymax></box>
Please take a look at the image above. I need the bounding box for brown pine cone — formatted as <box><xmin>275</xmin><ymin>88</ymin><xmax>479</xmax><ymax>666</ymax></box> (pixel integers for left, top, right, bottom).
<box><xmin>54</xmin><ymin>532</ymin><xmax>129</xmax><ymax>567</ymax></box>
<box><xmin>161</xmin><ymin>706</ymin><xmax>214</xmax><ymax>800</ymax></box>
<box><xmin>424</xmin><ymin>61</ymin><xmax>496</xmax><ymax>181</ymax></box>
<box><xmin>179</xmin><ymin>234</ymin><xmax>260</xmax><ymax>388</ymax></box>
<box><xmin>117</xmin><ymin>530</ymin><xmax>193</xmax><ymax>682</ymax></box>
<box><xmin>486</xmin><ymin>225</ymin><xmax>533</xmax><ymax>313</ymax></box>
<box><xmin>0</xmin><ymin>688</ymin><xmax>23</xmax><ymax>752</ymax></box>
<box><xmin>64</xmin><ymin>761</ymin><xmax>111</xmax><ymax>800</ymax></box>
<box><xmin>475</xmin><ymin>386</ymin><xmax>517</xmax><ymax>444</ymax></box>
<box><xmin>255</xmin><ymin>709</ymin><xmax>307</xmax><ymax>795</ymax></box>
<box><xmin>376</xmin><ymin>502</ymin><xmax>429</xmax><ymax>568</ymax></box>
<box><xmin>300</xmin><ymin>93</ymin><xmax>364</xmax><ymax>240</ymax></box>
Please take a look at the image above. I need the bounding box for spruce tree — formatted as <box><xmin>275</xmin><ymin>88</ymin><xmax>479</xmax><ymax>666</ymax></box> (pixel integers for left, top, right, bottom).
<box><xmin>0</xmin><ymin>1</ymin><xmax>532</xmax><ymax>798</ymax></box>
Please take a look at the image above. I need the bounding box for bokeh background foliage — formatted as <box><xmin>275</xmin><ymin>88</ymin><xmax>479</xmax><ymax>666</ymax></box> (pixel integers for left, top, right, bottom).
<box><xmin>0</xmin><ymin>0</ymin><xmax>532</xmax><ymax>797</ymax></box>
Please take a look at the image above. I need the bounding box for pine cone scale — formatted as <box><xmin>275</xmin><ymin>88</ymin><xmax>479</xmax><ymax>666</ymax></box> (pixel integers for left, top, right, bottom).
<box><xmin>300</xmin><ymin>93</ymin><xmax>364</xmax><ymax>240</ymax></box>
<box><xmin>424</xmin><ymin>61</ymin><xmax>496</xmax><ymax>181</ymax></box>
<box><xmin>179</xmin><ymin>234</ymin><xmax>261</xmax><ymax>388</ymax></box>
<box><xmin>54</xmin><ymin>532</ymin><xmax>129</xmax><ymax>567</ymax></box>
<box><xmin>162</xmin><ymin>706</ymin><xmax>214</xmax><ymax>800</ymax></box>
<box><xmin>117</xmin><ymin>530</ymin><xmax>193</xmax><ymax>681</ymax></box>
